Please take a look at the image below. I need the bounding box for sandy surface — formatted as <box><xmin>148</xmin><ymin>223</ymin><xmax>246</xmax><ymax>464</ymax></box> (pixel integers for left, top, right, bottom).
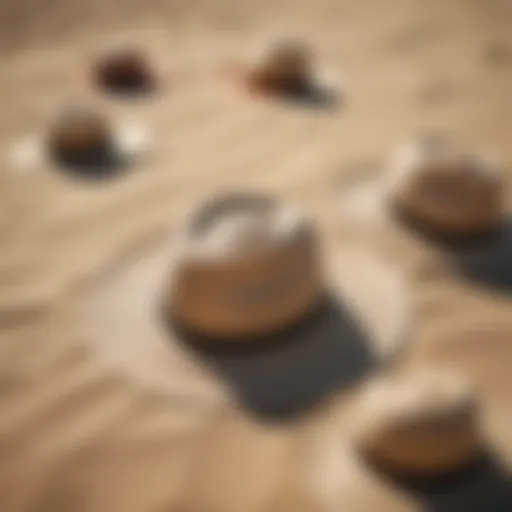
<box><xmin>1</xmin><ymin>0</ymin><xmax>512</xmax><ymax>510</ymax></box>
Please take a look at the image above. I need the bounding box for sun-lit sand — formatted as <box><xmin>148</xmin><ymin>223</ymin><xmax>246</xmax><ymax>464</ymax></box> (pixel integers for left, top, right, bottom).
<box><xmin>0</xmin><ymin>0</ymin><xmax>512</xmax><ymax>510</ymax></box>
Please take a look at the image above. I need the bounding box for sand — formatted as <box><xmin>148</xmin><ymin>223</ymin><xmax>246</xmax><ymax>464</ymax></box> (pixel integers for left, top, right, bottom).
<box><xmin>0</xmin><ymin>0</ymin><xmax>512</xmax><ymax>510</ymax></box>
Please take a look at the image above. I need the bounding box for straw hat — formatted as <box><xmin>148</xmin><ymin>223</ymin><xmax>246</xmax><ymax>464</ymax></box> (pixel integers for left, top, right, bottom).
<box><xmin>234</xmin><ymin>37</ymin><xmax>340</xmax><ymax>104</ymax></box>
<box><xmin>340</xmin><ymin>135</ymin><xmax>504</xmax><ymax>241</ymax></box>
<box><xmin>166</xmin><ymin>193</ymin><xmax>323</xmax><ymax>337</ymax></box>
<box><xmin>7</xmin><ymin>102</ymin><xmax>150</xmax><ymax>174</ymax></box>
<box><xmin>84</xmin><ymin>191</ymin><xmax>410</xmax><ymax>412</ymax></box>
<box><xmin>388</xmin><ymin>136</ymin><xmax>504</xmax><ymax>237</ymax></box>
<box><xmin>351</xmin><ymin>369</ymin><xmax>481</xmax><ymax>478</ymax></box>
<box><xmin>249</xmin><ymin>39</ymin><xmax>313</xmax><ymax>93</ymax></box>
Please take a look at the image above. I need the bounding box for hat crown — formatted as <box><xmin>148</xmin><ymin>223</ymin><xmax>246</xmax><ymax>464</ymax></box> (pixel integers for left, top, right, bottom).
<box><xmin>396</xmin><ymin>136</ymin><xmax>500</xmax><ymax>187</ymax></box>
<box><xmin>183</xmin><ymin>193</ymin><xmax>310</xmax><ymax>261</ymax></box>
<box><xmin>50</xmin><ymin>104</ymin><xmax>111</xmax><ymax>149</ymax></box>
<box><xmin>168</xmin><ymin>192</ymin><xmax>323</xmax><ymax>337</ymax></box>
<box><xmin>269</xmin><ymin>40</ymin><xmax>308</xmax><ymax>61</ymax></box>
<box><xmin>359</xmin><ymin>371</ymin><xmax>475</xmax><ymax>428</ymax></box>
<box><xmin>253</xmin><ymin>38</ymin><xmax>312</xmax><ymax>83</ymax></box>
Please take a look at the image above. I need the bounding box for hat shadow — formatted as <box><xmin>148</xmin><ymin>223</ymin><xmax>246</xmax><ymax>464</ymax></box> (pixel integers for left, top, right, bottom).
<box><xmin>449</xmin><ymin>218</ymin><xmax>512</xmax><ymax>294</ymax></box>
<box><xmin>170</xmin><ymin>294</ymin><xmax>378</xmax><ymax>421</ymax></box>
<box><xmin>99</xmin><ymin>79</ymin><xmax>158</xmax><ymax>99</ymax></box>
<box><xmin>277</xmin><ymin>80</ymin><xmax>342</xmax><ymax>110</ymax></box>
<box><xmin>365</xmin><ymin>452</ymin><xmax>512</xmax><ymax>512</ymax></box>
<box><xmin>390</xmin><ymin>205</ymin><xmax>512</xmax><ymax>293</ymax></box>
<box><xmin>52</xmin><ymin>146</ymin><xmax>129</xmax><ymax>182</ymax></box>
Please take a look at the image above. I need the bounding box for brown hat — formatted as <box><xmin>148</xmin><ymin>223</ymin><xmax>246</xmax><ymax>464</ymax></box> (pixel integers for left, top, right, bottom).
<box><xmin>350</xmin><ymin>369</ymin><xmax>481</xmax><ymax>478</ymax></box>
<box><xmin>233</xmin><ymin>37</ymin><xmax>341</xmax><ymax>104</ymax></box>
<box><xmin>340</xmin><ymin>135</ymin><xmax>505</xmax><ymax>241</ymax></box>
<box><xmin>92</xmin><ymin>45</ymin><xmax>158</xmax><ymax>95</ymax></box>
<box><xmin>388</xmin><ymin>136</ymin><xmax>504</xmax><ymax>237</ymax></box>
<box><xmin>166</xmin><ymin>193</ymin><xmax>322</xmax><ymax>337</ymax></box>
<box><xmin>7</xmin><ymin>102</ymin><xmax>150</xmax><ymax>174</ymax></box>
<box><xmin>84</xmin><ymin>191</ymin><xmax>410</xmax><ymax>414</ymax></box>
<box><xmin>249</xmin><ymin>39</ymin><xmax>313</xmax><ymax>93</ymax></box>
<box><xmin>48</xmin><ymin>104</ymin><xmax>114</xmax><ymax>163</ymax></box>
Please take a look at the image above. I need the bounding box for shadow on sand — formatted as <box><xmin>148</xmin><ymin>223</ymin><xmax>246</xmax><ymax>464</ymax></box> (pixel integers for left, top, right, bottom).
<box><xmin>99</xmin><ymin>80</ymin><xmax>158</xmax><ymax>100</ymax></box>
<box><xmin>168</xmin><ymin>295</ymin><xmax>378</xmax><ymax>420</ymax></box>
<box><xmin>276</xmin><ymin>80</ymin><xmax>342</xmax><ymax>110</ymax></box>
<box><xmin>230</xmin><ymin>64</ymin><xmax>343</xmax><ymax>111</ymax></box>
<box><xmin>366</xmin><ymin>453</ymin><xmax>512</xmax><ymax>512</ymax></box>
<box><xmin>391</xmin><ymin>206</ymin><xmax>512</xmax><ymax>294</ymax></box>
<box><xmin>52</xmin><ymin>146</ymin><xmax>130</xmax><ymax>182</ymax></box>
<box><xmin>451</xmin><ymin>219</ymin><xmax>512</xmax><ymax>294</ymax></box>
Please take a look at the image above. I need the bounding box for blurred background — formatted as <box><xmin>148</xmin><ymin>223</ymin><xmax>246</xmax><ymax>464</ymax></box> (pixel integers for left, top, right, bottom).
<box><xmin>0</xmin><ymin>1</ymin><xmax>511</xmax><ymax>511</ymax></box>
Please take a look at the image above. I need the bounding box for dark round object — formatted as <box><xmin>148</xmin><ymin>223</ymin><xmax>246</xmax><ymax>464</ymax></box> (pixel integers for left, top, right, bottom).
<box><xmin>95</xmin><ymin>49</ymin><xmax>154</xmax><ymax>94</ymax></box>
<box><xmin>48</xmin><ymin>106</ymin><xmax>114</xmax><ymax>167</ymax></box>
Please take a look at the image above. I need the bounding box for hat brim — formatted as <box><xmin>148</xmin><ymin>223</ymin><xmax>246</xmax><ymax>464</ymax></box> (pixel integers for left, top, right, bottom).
<box><xmin>7</xmin><ymin>123</ymin><xmax>151</xmax><ymax>177</ymax></box>
<box><xmin>83</xmin><ymin>236</ymin><xmax>410</xmax><ymax>419</ymax></box>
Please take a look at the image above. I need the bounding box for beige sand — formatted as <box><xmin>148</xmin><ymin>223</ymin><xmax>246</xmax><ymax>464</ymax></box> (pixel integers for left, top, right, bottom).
<box><xmin>0</xmin><ymin>0</ymin><xmax>512</xmax><ymax>510</ymax></box>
